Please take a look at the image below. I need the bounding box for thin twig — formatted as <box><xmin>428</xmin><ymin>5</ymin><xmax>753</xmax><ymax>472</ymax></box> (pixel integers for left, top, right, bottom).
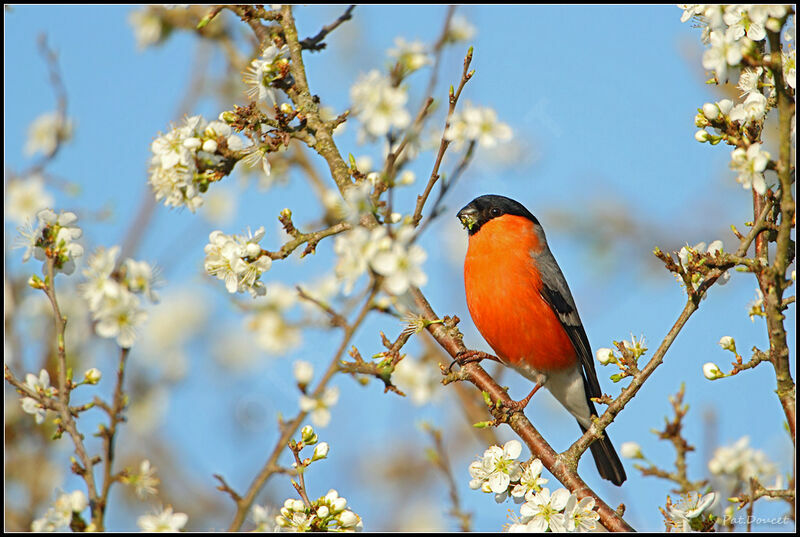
<box><xmin>226</xmin><ymin>284</ymin><xmax>380</xmax><ymax>531</ymax></box>
<box><xmin>299</xmin><ymin>5</ymin><xmax>355</xmax><ymax>51</ymax></box>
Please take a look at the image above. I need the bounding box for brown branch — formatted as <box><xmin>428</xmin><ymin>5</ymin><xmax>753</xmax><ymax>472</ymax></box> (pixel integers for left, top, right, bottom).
<box><xmin>42</xmin><ymin>257</ymin><xmax>104</xmax><ymax>529</ymax></box>
<box><xmin>408</xmin><ymin>287</ymin><xmax>634</xmax><ymax>532</ymax></box>
<box><xmin>279</xmin><ymin>5</ymin><xmax>353</xmax><ymax>195</ymax></box>
<box><xmin>97</xmin><ymin>347</ymin><xmax>131</xmax><ymax>519</ymax></box>
<box><xmin>761</xmin><ymin>28</ymin><xmax>796</xmax><ymax>444</ymax></box>
<box><xmin>412</xmin><ymin>47</ymin><xmax>474</xmax><ymax>227</ymax></box>
<box><xmin>296</xmin><ymin>286</ymin><xmax>347</xmax><ymax>328</ymax></box>
<box><xmin>299</xmin><ymin>5</ymin><xmax>355</xmax><ymax>51</ymax></box>
<box><xmin>636</xmin><ymin>385</ymin><xmax>707</xmax><ymax>494</ymax></box>
<box><xmin>263</xmin><ymin>221</ymin><xmax>351</xmax><ymax>260</ymax></box>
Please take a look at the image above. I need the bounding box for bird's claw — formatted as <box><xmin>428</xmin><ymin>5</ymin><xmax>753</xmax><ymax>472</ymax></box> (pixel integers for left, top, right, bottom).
<box><xmin>448</xmin><ymin>350</ymin><xmax>498</xmax><ymax>372</ymax></box>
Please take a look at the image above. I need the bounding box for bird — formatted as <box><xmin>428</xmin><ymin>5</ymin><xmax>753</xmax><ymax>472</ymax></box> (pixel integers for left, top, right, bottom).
<box><xmin>456</xmin><ymin>194</ymin><xmax>626</xmax><ymax>486</ymax></box>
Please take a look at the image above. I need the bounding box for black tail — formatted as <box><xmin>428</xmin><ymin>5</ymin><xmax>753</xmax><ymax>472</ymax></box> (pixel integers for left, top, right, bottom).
<box><xmin>579</xmin><ymin>423</ymin><xmax>627</xmax><ymax>486</ymax></box>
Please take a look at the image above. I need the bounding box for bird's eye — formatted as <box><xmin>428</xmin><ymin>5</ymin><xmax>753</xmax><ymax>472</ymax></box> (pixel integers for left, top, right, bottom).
<box><xmin>490</xmin><ymin>208</ymin><xmax>501</xmax><ymax>217</ymax></box>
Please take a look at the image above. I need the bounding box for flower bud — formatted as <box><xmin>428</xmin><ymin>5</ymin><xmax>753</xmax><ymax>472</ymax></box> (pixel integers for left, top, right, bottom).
<box><xmin>312</xmin><ymin>442</ymin><xmax>329</xmax><ymax>461</ymax></box>
<box><xmin>707</xmin><ymin>240</ymin><xmax>723</xmax><ymax>255</ymax></box>
<box><xmin>316</xmin><ymin>505</ymin><xmax>330</xmax><ymax>519</ymax></box>
<box><xmin>338</xmin><ymin>510</ymin><xmax>359</xmax><ymax>528</ymax></box>
<box><xmin>717</xmin><ymin>99</ymin><xmax>733</xmax><ymax>116</ymax></box>
<box><xmin>183</xmin><ymin>137</ymin><xmax>202</xmax><ymax>150</ymax></box>
<box><xmin>695</xmin><ymin>129</ymin><xmax>711</xmax><ymax>143</ymax></box>
<box><xmin>703</xmin><ymin>362</ymin><xmax>724</xmax><ymax>380</ymax></box>
<box><xmin>596</xmin><ymin>348</ymin><xmax>615</xmax><ymax>365</ymax></box>
<box><xmin>620</xmin><ymin>441</ymin><xmax>644</xmax><ymax>459</ymax></box>
<box><xmin>83</xmin><ymin>368</ymin><xmax>102</xmax><ymax>384</ymax></box>
<box><xmin>331</xmin><ymin>497</ymin><xmax>347</xmax><ymax>514</ymax></box>
<box><xmin>695</xmin><ymin>113</ymin><xmax>710</xmax><ymax>128</ymax></box>
<box><xmin>766</xmin><ymin>17</ymin><xmax>782</xmax><ymax>33</ymax></box>
<box><xmin>219</xmin><ymin>110</ymin><xmax>236</xmax><ymax>124</ymax></box>
<box><xmin>718</xmin><ymin>336</ymin><xmax>736</xmax><ymax>353</ymax></box>
<box><xmin>398</xmin><ymin>170</ymin><xmax>415</xmax><ymax>185</ymax></box>
<box><xmin>301</xmin><ymin>424</ymin><xmax>318</xmax><ymax>445</ymax></box>
<box><xmin>28</xmin><ymin>274</ymin><xmax>46</xmax><ymax>290</ymax></box>
<box><xmin>202</xmin><ymin>139</ymin><xmax>218</xmax><ymax>153</ymax></box>
<box><xmin>294</xmin><ymin>360</ymin><xmax>314</xmax><ymax>387</ymax></box>
<box><xmin>702</xmin><ymin>103</ymin><xmax>719</xmax><ymax>120</ymax></box>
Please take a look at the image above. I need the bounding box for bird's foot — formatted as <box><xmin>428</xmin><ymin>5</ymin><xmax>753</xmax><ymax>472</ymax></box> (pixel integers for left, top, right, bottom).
<box><xmin>503</xmin><ymin>383</ymin><xmax>543</xmax><ymax>413</ymax></box>
<box><xmin>449</xmin><ymin>350</ymin><xmax>500</xmax><ymax>372</ymax></box>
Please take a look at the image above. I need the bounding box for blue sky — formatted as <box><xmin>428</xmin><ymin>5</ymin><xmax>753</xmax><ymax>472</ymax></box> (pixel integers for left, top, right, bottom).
<box><xmin>4</xmin><ymin>5</ymin><xmax>795</xmax><ymax>532</ymax></box>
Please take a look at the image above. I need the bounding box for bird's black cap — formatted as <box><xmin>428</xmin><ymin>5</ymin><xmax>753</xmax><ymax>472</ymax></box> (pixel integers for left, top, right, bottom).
<box><xmin>456</xmin><ymin>194</ymin><xmax>539</xmax><ymax>235</ymax></box>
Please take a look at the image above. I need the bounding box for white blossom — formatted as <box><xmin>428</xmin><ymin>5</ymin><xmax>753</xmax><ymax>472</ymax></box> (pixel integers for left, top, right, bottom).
<box><xmin>24</xmin><ymin>112</ymin><xmax>73</xmax><ymax>157</ymax></box>
<box><xmin>251</xmin><ymin>504</ymin><xmax>280</xmax><ymax>532</ymax></box>
<box><xmin>4</xmin><ymin>176</ymin><xmax>54</xmax><ymax>224</ymax></box>
<box><xmin>93</xmin><ymin>288</ymin><xmax>148</xmax><ymax>348</ymax></box>
<box><xmin>516</xmin><ymin>487</ymin><xmax>571</xmax><ymax>532</ymax></box>
<box><xmin>243</xmin><ymin>44</ymin><xmax>289</xmax><ymax>104</ymax></box>
<box><xmin>709</xmin><ymin>436</ymin><xmax>777</xmax><ymax>485</ymax></box>
<box><xmin>241</xmin><ymin>143</ymin><xmax>273</xmax><ymax>178</ymax></box>
<box><xmin>370</xmin><ymin>226</ymin><xmax>428</xmax><ymax>295</ymax></box>
<box><xmin>124</xmin><ymin>258</ymin><xmax>161</xmax><ymax>303</ymax></box>
<box><xmin>468</xmin><ymin>440</ymin><xmax>523</xmax><ymax>498</ymax></box>
<box><xmin>723</xmin><ymin>5</ymin><xmax>767</xmax><ymax>42</ymax></box>
<box><xmin>129</xmin><ymin>8</ymin><xmax>164</xmax><ymax>49</ymax></box>
<box><xmin>294</xmin><ymin>360</ymin><xmax>314</xmax><ymax>386</ymax></box>
<box><xmin>679</xmin><ymin>5</ymin><xmax>705</xmax><ymax>24</ymax></box>
<box><xmin>783</xmin><ymin>49</ymin><xmax>796</xmax><ymax>89</ymax></box>
<box><xmin>342</xmin><ymin>181</ymin><xmax>375</xmax><ymax>224</ymax></box>
<box><xmin>80</xmin><ymin>246</ymin><xmax>121</xmax><ymax>311</ymax></box>
<box><xmin>204</xmin><ymin>227</ymin><xmax>272</xmax><ymax>297</ymax></box>
<box><xmin>747</xmin><ymin>288</ymin><xmax>765</xmax><ymax>321</ymax></box>
<box><xmin>137</xmin><ymin>506</ymin><xmax>189</xmax><ymax>532</ymax></box>
<box><xmin>18</xmin><ymin>208</ymin><xmax>83</xmax><ymax>275</ymax></box>
<box><xmin>247</xmin><ymin>308</ymin><xmax>301</xmax><ymax>354</ymax></box>
<box><xmin>299</xmin><ymin>387</ymin><xmax>339</xmax><ymax>427</ymax></box>
<box><xmin>737</xmin><ymin>67</ymin><xmax>763</xmax><ymax>97</ymax></box>
<box><xmin>509</xmin><ymin>459</ymin><xmax>548</xmax><ymax>501</ymax></box>
<box><xmin>388</xmin><ymin>37</ymin><xmax>432</xmax><ymax>74</ymax></box>
<box><xmin>563</xmin><ymin>495</ymin><xmax>600</xmax><ymax>532</ymax></box>
<box><xmin>32</xmin><ymin>490</ymin><xmax>88</xmax><ymax>532</ymax></box>
<box><xmin>729</xmin><ymin>91</ymin><xmax>767</xmax><ymax>124</ymax></box>
<box><xmin>149</xmin><ymin>114</ymin><xmax>240</xmax><ymax>212</ymax></box>
<box><xmin>350</xmin><ymin>70</ymin><xmax>411</xmax><ymax>139</ymax></box>
<box><xmin>445</xmin><ymin>102</ymin><xmax>512</xmax><ymax>151</ymax></box>
<box><xmin>620</xmin><ymin>441</ymin><xmax>643</xmax><ymax>459</ymax></box>
<box><xmin>333</xmin><ymin>227</ymin><xmax>389</xmax><ymax>294</ymax></box>
<box><xmin>729</xmin><ymin>143</ymin><xmax>770</xmax><ymax>195</ymax></box>
<box><xmin>124</xmin><ymin>459</ymin><xmax>160</xmax><ymax>499</ymax></box>
<box><xmin>702</xmin><ymin>30</ymin><xmax>744</xmax><ymax>82</ymax></box>
<box><xmin>446</xmin><ymin>14</ymin><xmax>477</xmax><ymax>43</ymax></box>
<box><xmin>19</xmin><ymin>369</ymin><xmax>55</xmax><ymax>424</ymax></box>
<box><xmin>666</xmin><ymin>492</ymin><xmax>717</xmax><ymax>532</ymax></box>
<box><xmin>391</xmin><ymin>355</ymin><xmax>441</xmax><ymax>405</ymax></box>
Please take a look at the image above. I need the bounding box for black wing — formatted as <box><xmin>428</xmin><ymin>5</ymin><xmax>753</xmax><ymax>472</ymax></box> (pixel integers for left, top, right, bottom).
<box><xmin>535</xmin><ymin>253</ymin><xmax>602</xmax><ymax>398</ymax></box>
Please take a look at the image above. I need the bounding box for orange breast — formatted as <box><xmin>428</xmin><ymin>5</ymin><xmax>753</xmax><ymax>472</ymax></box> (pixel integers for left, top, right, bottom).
<box><xmin>464</xmin><ymin>215</ymin><xmax>577</xmax><ymax>371</ymax></box>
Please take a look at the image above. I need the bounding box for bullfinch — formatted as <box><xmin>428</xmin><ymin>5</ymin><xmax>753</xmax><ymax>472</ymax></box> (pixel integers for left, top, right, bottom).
<box><xmin>457</xmin><ymin>194</ymin><xmax>626</xmax><ymax>486</ymax></box>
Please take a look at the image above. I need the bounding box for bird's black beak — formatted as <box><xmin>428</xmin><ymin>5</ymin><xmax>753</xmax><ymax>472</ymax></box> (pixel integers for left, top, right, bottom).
<box><xmin>457</xmin><ymin>206</ymin><xmax>478</xmax><ymax>231</ymax></box>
